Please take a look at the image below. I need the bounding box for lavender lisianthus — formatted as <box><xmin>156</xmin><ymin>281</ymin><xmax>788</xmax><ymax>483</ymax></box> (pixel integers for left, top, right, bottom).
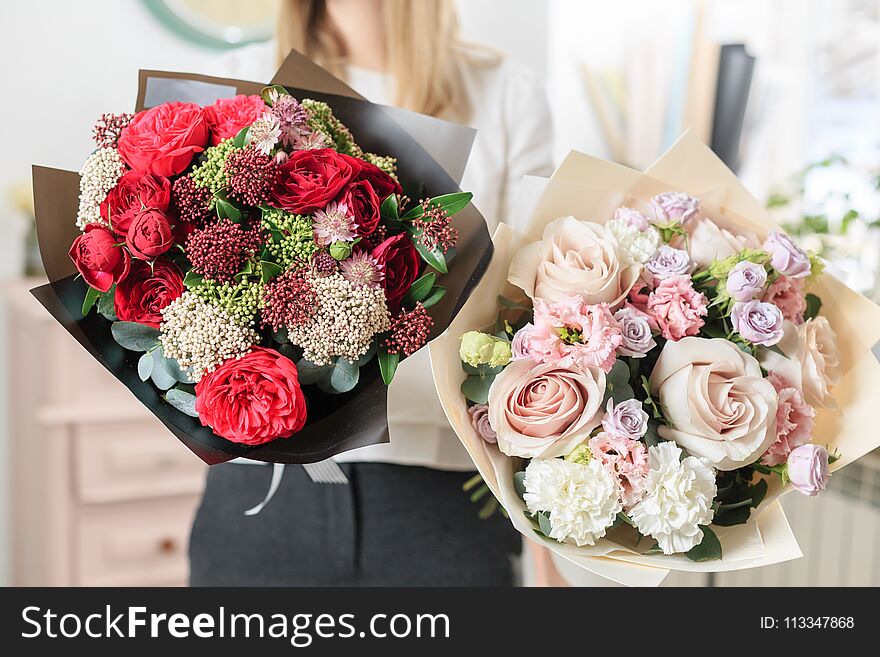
<box><xmin>763</xmin><ymin>231</ymin><xmax>811</xmax><ymax>279</ymax></box>
<box><xmin>601</xmin><ymin>398</ymin><xmax>649</xmax><ymax>440</ymax></box>
<box><xmin>651</xmin><ymin>192</ymin><xmax>700</xmax><ymax>226</ymax></box>
<box><xmin>468</xmin><ymin>404</ymin><xmax>497</xmax><ymax>444</ymax></box>
<box><xmin>645</xmin><ymin>245</ymin><xmax>692</xmax><ymax>280</ymax></box>
<box><xmin>726</xmin><ymin>260</ymin><xmax>768</xmax><ymax>302</ymax></box>
<box><xmin>613</xmin><ymin>306</ymin><xmax>656</xmax><ymax>357</ymax></box>
<box><xmin>787</xmin><ymin>444</ymin><xmax>830</xmax><ymax>496</ymax></box>
<box><xmin>731</xmin><ymin>300</ymin><xmax>784</xmax><ymax>346</ymax></box>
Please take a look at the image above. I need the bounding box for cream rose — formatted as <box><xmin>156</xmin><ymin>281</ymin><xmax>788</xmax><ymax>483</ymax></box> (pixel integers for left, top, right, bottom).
<box><xmin>487</xmin><ymin>359</ymin><xmax>606</xmax><ymax>459</ymax></box>
<box><xmin>649</xmin><ymin>337</ymin><xmax>778</xmax><ymax>470</ymax></box>
<box><xmin>775</xmin><ymin>316</ymin><xmax>841</xmax><ymax>408</ymax></box>
<box><xmin>508</xmin><ymin>216</ymin><xmax>641</xmax><ymax>307</ymax></box>
<box><xmin>687</xmin><ymin>217</ymin><xmax>760</xmax><ymax>268</ymax></box>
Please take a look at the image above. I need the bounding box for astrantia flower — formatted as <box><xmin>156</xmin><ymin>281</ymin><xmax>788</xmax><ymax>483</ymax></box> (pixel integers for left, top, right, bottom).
<box><xmin>523</xmin><ymin>458</ymin><xmax>622</xmax><ymax>547</ymax></box>
<box><xmin>312</xmin><ymin>202</ymin><xmax>358</xmax><ymax>246</ymax></box>
<box><xmin>607</xmin><ymin>216</ymin><xmax>661</xmax><ymax>263</ymax></box>
<box><xmin>270</xmin><ymin>94</ymin><xmax>309</xmax><ymax>147</ymax></box>
<box><xmin>628</xmin><ymin>442</ymin><xmax>716</xmax><ymax>554</ymax></box>
<box><xmin>293</xmin><ymin>130</ymin><xmax>329</xmax><ymax>151</ymax></box>
<box><xmin>339</xmin><ymin>250</ymin><xmax>384</xmax><ymax>287</ymax></box>
<box><xmin>247</xmin><ymin>112</ymin><xmax>282</xmax><ymax>155</ymax></box>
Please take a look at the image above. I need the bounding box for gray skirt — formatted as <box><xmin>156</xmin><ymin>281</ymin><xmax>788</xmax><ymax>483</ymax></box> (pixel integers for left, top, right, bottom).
<box><xmin>189</xmin><ymin>462</ymin><xmax>521</xmax><ymax>586</ymax></box>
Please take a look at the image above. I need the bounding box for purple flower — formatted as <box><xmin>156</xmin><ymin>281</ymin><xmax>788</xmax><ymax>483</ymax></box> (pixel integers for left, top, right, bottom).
<box><xmin>726</xmin><ymin>261</ymin><xmax>768</xmax><ymax>302</ymax></box>
<box><xmin>613</xmin><ymin>206</ymin><xmax>651</xmax><ymax>231</ymax></box>
<box><xmin>651</xmin><ymin>192</ymin><xmax>700</xmax><ymax>226</ymax></box>
<box><xmin>763</xmin><ymin>231</ymin><xmax>811</xmax><ymax>279</ymax></box>
<box><xmin>731</xmin><ymin>300</ymin><xmax>784</xmax><ymax>346</ymax></box>
<box><xmin>787</xmin><ymin>444</ymin><xmax>830</xmax><ymax>496</ymax></box>
<box><xmin>613</xmin><ymin>306</ymin><xmax>655</xmax><ymax>357</ymax></box>
<box><xmin>468</xmin><ymin>404</ymin><xmax>496</xmax><ymax>444</ymax></box>
<box><xmin>645</xmin><ymin>245</ymin><xmax>691</xmax><ymax>280</ymax></box>
<box><xmin>601</xmin><ymin>398</ymin><xmax>649</xmax><ymax>440</ymax></box>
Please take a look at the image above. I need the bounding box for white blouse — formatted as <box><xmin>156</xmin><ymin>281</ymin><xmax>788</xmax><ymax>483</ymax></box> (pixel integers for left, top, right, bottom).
<box><xmin>209</xmin><ymin>42</ymin><xmax>554</xmax><ymax>470</ymax></box>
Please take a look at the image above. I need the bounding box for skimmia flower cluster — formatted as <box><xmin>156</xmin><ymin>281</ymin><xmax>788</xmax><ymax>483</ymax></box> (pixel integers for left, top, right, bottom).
<box><xmin>70</xmin><ymin>87</ymin><xmax>470</xmax><ymax>448</ymax></box>
<box><xmin>459</xmin><ymin>192</ymin><xmax>839</xmax><ymax>559</ymax></box>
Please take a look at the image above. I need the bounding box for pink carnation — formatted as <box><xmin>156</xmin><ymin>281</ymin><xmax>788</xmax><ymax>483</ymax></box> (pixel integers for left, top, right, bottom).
<box><xmin>522</xmin><ymin>296</ymin><xmax>623</xmax><ymax>372</ymax></box>
<box><xmin>761</xmin><ymin>373</ymin><xmax>815</xmax><ymax>466</ymax></box>
<box><xmin>763</xmin><ymin>275</ymin><xmax>807</xmax><ymax>324</ymax></box>
<box><xmin>646</xmin><ymin>274</ymin><xmax>708</xmax><ymax>341</ymax></box>
<box><xmin>588</xmin><ymin>432</ymin><xmax>649</xmax><ymax>508</ymax></box>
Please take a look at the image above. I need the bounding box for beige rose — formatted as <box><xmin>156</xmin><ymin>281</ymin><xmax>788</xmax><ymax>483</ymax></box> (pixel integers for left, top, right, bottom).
<box><xmin>649</xmin><ymin>337</ymin><xmax>778</xmax><ymax>470</ymax></box>
<box><xmin>487</xmin><ymin>359</ymin><xmax>606</xmax><ymax>459</ymax></box>
<box><xmin>775</xmin><ymin>316</ymin><xmax>841</xmax><ymax>408</ymax></box>
<box><xmin>687</xmin><ymin>217</ymin><xmax>759</xmax><ymax>268</ymax></box>
<box><xmin>508</xmin><ymin>216</ymin><xmax>641</xmax><ymax>307</ymax></box>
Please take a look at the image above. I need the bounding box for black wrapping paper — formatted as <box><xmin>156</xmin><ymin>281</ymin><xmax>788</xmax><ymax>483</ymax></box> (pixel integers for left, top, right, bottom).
<box><xmin>31</xmin><ymin>51</ymin><xmax>493</xmax><ymax>465</ymax></box>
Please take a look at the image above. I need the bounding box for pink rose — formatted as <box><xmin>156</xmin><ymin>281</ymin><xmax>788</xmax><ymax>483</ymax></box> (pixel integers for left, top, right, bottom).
<box><xmin>726</xmin><ymin>260</ymin><xmax>768</xmax><ymax>302</ymax></box>
<box><xmin>601</xmin><ymin>398</ymin><xmax>649</xmax><ymax>440</ymax></box>
<box><xmin>761</xmin><ymin>373</ymin><xmax>815</xmax><ymax>466</ymax></box>
<box><xmin>613</xmin><ymin>206</ymin><xmax>651</xmax><ymax>231</ymax></box>
<box><xmin>468</xmin><ymin>404</ymin><xmax>496</xmax><ymax>444</ymax></box>
<box><xmin>647</xmin><ymin>274</ymin><xmax>708</xmax><ymax>341</ymax></box>
<box><xmin>487</xmin><ymin>359</ymin><xmax>606</xmax><ymax>458</ymax></box>
<box><xmin>763</xmin><ymin>275</ymin><xmax>807</xmax><ymax>324</ymax></box>
<box><xmin>787</xmin><ymin>444</ymin><xmax>830</xmax><ymax>496</ymax></box>
<box><xmin>731</xmin><ymin>300</ymin><xmax>784</xmax><ymax>346</ymax></box>
<box><xmin>588</xmin><ymin>432</ymin><xmax>649</xmax><ymax>508</ymax></box>
<box><xmin>764</xmin><ymin>231</ymin><xmax>811</xmax><ymax>279</ymax></box>
<box><xmin>613</xmin><ymin>306</ymin><xmax>656</xmax><ymax>357</ymax></box>
<box><xmin>651</xmin><ymin>192</ymin><xmax>700</xmax><ymax>225</ymax></box>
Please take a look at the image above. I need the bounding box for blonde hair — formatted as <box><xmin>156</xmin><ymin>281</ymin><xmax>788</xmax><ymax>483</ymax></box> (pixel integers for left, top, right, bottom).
<box><xmin>277</xmin><ymin>0</ymin><xmax>485</xmax><ymax>119</ymax></box>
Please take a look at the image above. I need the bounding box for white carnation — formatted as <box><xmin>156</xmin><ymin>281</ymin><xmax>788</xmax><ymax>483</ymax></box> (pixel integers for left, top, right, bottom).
<box><xmin>607</xmin><ymin>218</ymin><xmax>661</xmax><ymax>263</ymax></box>
<box><xmin>523</xmin><ymin>458</ymin><xmax>622</xmax><ymax>547</ymax></box>
<box><xmin>629</xmin><ymin>442</ymin><xmax>717</xmax><ymax>554</ymax></box>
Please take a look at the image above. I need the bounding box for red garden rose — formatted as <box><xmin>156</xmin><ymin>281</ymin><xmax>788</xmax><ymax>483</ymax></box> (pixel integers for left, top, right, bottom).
<box><xmin>195</xmin><ymin>347</ymin><xmax>308</xmax><ymax>445</ymax></box>
<box><xmin>126</xmin><ymin>208</ymin><xmax>174</xmax><ymax>260</ymax></box>
<box><xmin>371</xmin><ymin>232</ymin><xmax>421</xmax><ymax>313</ymax></box>
<box><xmin>339</xmin><ymin>152</ymin><xmax>402</xmax><ymax>200</ymax></box>
<box><xmin>204</xmin><ymin>94</ymin><xmax>266</xmax><ymax>146</ymax></box>
<box><xmin>114</xmin><ymin>257</ymin><xmax>183</xmax><ymax>328</ymax></box>
<box><xmin>340</xmin><ymin>179</ymin><xmax>381</xmax><ymax>237</ymax></box>
<box><xmin>100</xmin><ymin>169</ymin><xmax>171</xmax><ymax>236</ymax></box>
<box><xmin>117</xmin><ymin>101</ymin><xmax>209</xmax><ymax>176</ymax></box>
<box><xmin>270</xmin><ymin>147</ymin><xmax>355</xmax><ymax>213</ymax></box>
<box><xmin>68</xmin><ymin>225</ymin><xmax>131</xmax><ymax>292</ymax></box>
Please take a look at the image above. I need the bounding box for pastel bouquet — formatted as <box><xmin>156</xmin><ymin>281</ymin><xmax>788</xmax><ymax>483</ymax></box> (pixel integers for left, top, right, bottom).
<box><xmin>32</xmin><ymin>53</ymin><xmax>492</xmax><ymax>464</ymax></box>
<box><xmin>431</xmin><ymin>135</ymin><xmax>880</xmax><ymax>585</ymax></box>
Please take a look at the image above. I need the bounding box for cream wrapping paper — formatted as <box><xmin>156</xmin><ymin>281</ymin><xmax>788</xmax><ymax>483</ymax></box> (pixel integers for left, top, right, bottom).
<box><xmin>430</xmin><ymin>133</ymin><xmax>880</xmax><ymax>586</ymax></box>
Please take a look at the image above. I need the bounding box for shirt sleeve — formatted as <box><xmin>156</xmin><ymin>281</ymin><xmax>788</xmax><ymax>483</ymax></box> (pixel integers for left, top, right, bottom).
<box><xmin>499</xmin><ymin>65</ymin><xmax>555</xmax><ymax>227</ymax></box>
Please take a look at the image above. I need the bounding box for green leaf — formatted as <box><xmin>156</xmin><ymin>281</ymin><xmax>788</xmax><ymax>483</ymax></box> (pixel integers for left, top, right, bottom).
<box><xmin>111</xmin><ymin>322</ymin><xmax>161</xmax><ymax>352</ymax></box>
<box><xmin>804</xmin><ymin>293</ymin><xmax>822</xmax><ymax>321</ymax></box>
<box><xmin>183</xmin><ymin>270</ymin><xmax>204</xmax><ymax>288</ymax></box>
<box><xmin>749</xmin><ymin>478</ymin><xmax>768</xmax><ymax>508</ymax></box>
<box><xmin>165</xmin><ymin>388</ymin><xmax>198</xmax><ymax>418</ymax></box>
<box><xmin>380</xmin><ymin>193</ymin><xmax>399</xmax><ymax>222</ymax></box>
<box><xmin>403</xmin><ymin>272</ymin><xmax>436</xmax><ymax>306</ymax></box>
<box><xmin>401</xmin><ymin>192</ymin><xmax>473</xmax><ymax>220</ymax></box>
<box><xmin>378</xmin><ymin>346</ymin><xmax>400</xmax><ymax>385</ymax></box>
<box><xmin>296</xmin><ymin>358</ymin><xmax>333</xmax><ymax>386</ymax></box>
<box><xmin>352</xmin><ymin>343</ymin><xmax>377</xmax><ymax>368</ymax></box>
<box><xmin>150</xmin><ymin>357</ymin><xmax>177</xmax><ymax>390</ymax></box>
<box><xmin>685</xmin><ymin>525</ymin><xmax>722</xmax><ymax>562</ymax></box>
<box><xmin>260</xmin><ymin>260</ymin><xmax>283</xmax><ymax>283</ymax></box>
<box><xmin>643</xmin><ymin>419</ymin><xmax>664</xmax><ymax>448</ymax></box>
<box><xmin>260</xmin><ymin>84</ymin><xmax>289</xmax><ymax>105</ymax></box>
<box><xmin>536</xmin><ymin>511</ymin><xmax>553</xmax><ymax>538</ymax></box>
<box><xmin>215</xmin><ymin>196</ymin><xmax>242</xmax><ymax>222</ymax></box>
<box><xmin>137</xmin><ymin>351</ymin><xmax>154</xmax><ymax>382</ymax></box>
<box><xmin>231</xmin><ymin>125</ymin><xmax>249</xmax><ymax>149</ymax></box>
<box><xmin>154</xmin><ymin>347</ymin><xmax>194</xmax><ymax>384</ymax></box>
<box><xmin>97</xmin><ymin>287</ymin><xmax>117</xmax><ymax>321</ymax></box>
<box><xmin>408</xmin><ymin>231</ymin><xmax>448</xmax><ymax>273</ymax></box>
<box><xmin>329</xmin><ymin>240</ymin><xmax>355</xmax><ymax>261</ymax></box>
<box><xmin>616</xmin><ymin>512</ymin><xmax>636</xmax><ymax>527</ymax></box>
<box><xmin>81</xmin><ymin>286</ymin><xmax>101</xmax><ymax>316</ymax></box>
<box><xmin>461</xmin><ymin>374</ymin><xmax>495</xmax><ymax>404</ymax></box>
<box><xmin>513</xmin><ymin>471</ymin><xmax>527</xmax><ymax>501</ymax></box>
<box><xmin>421</xmin><ymin>286</ymin><xmax>446</xmax><ymax>309</ymax></box>
<box><xmin>329</xmin><ymin>357</ymin><xmax>360</xmax><ymax>393</ymax></box>
<box><xmin>497</xmin><ymin>295</ymin><xmax>532</xmax><ymax>311</ymax></box>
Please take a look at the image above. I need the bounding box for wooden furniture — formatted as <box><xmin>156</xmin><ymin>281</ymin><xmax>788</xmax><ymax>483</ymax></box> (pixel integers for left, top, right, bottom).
<box><xmin>5</xmin><ymin>280</ymin><xmax>207</xmax><ymax>586</ymax></box>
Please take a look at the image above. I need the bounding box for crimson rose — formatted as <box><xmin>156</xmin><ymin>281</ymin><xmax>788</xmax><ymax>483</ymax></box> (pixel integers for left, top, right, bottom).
<box><xmin>339</xmin><ymin>152</ymin><xmax>401</xmax><ymax>200</ymax></box>
<box><xmin>68</xmin><ymin>225</ymin><xmax>130</xmax><ymax>292</ymax></box>
<box><xmin>195</xmin><ymin>347</ymin><xmax>307</xmax><ymax>445</ymax></box>
<box><xmin>371</xmin><ymin>233</ymin><xmax>421</xmax><ymax>313</ymax></box>
<box><xmin>117</xmin><ymin>101</ymin><xmax>208</xmax><ymax>176</ymax></box>
<box><xmin>114</xmin><ymin>258</ymin><xmax>183</xmax><ymax>328</ymax></box>
<box><xmin>270</xmin><ymin>148</ymin><xmax>354</xmax><ymax>213</ymax></box>
<box><xmin>340</xmin><ymin>179</ymin><xmax>381</xmax><ymax>236</ymax></box>
<box><xmin>126</xmin><ymin>209</ymin><xmax>174</xmax><ymax>260</ymax></box>
<box><xmin>204</xmin><ymin>94</ymin><xmax>266</xmax><ymax>146</ymax></box>
<box><xmin>100</xmin><ymin>169</ymin><xmax>171</xmax><ymax>236</ymax></box>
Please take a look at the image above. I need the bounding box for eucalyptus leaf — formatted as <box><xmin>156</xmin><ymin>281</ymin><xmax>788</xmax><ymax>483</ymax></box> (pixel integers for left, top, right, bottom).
<box><xmin>352</xmin><ymin>343</ymin><xmax>377</xmax><ymax>368</ymax></box>
<box><xmin>403</xmin><ymin>272</ymin><xmax>436</xmax><ymax>306</ymax></box>
<box><xmin>461</xmin><ymin>374</ymin><xmax>494</xmax><ymax>404</ymax></box>
<box><xmin>536</xmin><ymin>511</ymin><xmax>553</xmax><ymax>538</ymax></box>
<box><xmin>421</xmin><ymin>286</ymin><xmax>446</xmax><ymax>309</ymax></box>
<box><xmin>137</xmin><ymin>351</ymin><xmax>154</xmax><ymax>382</ymax></box>
<box><xmin>513</xmin><ymin>471</ymin><xmax>527</xmax><ymax>502</ymax></box>
<box><xmin>150</xmin><ymin>359</ymin><xmax>177</xmax><ymax>390</ymax></box>
<box><xmin>97</xmin><ymin>286</ymin><xmax>117</xmax><ymax>320</ymax></box>
<box><xmin>329</xmin><ymin>357</ymin><xmax>360</xmax><ymax>393</ymax></box>
<box><xmin>81</xmin><ymin>286</ymin><xmax>100</xmax><ymax>317</ymax></box>
<box><xmin>165</xmin><ymin>388</ymin><xmax>198</xmax><ymax>417</ymax></box>
<box><xmin>154</xmin><ymin>347</ymin><xmax>195</xmax><ymax>384</ymax></box>
<box><xmin>296</xmin><ymin>358</ymin><xmax>333</xmax><ymax>385</ymax></box>
<box><xmin>684</xmin><ymin>525</ymin><xmax>722</xmax><ymax>562</ymax></box>
<box><xmin>111</xmin><ymin>322</ymin><xmax>161</xmax><ymax>352</ymax></box>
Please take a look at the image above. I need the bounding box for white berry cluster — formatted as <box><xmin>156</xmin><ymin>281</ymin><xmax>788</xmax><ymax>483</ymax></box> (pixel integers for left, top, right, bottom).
<box><xmin>287</xmin><ymin>272</ymin><xmax>390</xmax><ymax>365</ymax></box>
<box><xmin>76</xmin><ymin>147</ymin><xmax>126</xmax><ymax>230</ymax></box>
<box><xmin>159</xmin><ymin>291</ymin><xmax>259</xmax><ymax>382</ymax></box>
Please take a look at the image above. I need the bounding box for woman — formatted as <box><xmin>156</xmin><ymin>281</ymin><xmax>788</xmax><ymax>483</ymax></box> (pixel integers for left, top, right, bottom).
<box><xmin>189</xmin><ymin>0</ymin><xmax>554</xmax><ymax>586</ymax></box>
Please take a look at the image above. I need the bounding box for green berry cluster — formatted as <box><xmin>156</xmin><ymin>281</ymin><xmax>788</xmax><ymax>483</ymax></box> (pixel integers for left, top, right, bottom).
<box><xmin>302</xmin><ymin>99</ymin><xmax>363</xmax><ymax>157</ymax></box>
<box><xmin>190</xmin><ymin>138</ymin><xmax>236</xmax><ymax>204</ymax></box>
<box><xmin>363</xmin><ymin>152</ymin><xmax>398</xmax><ymax>179</ymax></box>
<box><xmin>191</xmin><ymin>276</ymin><xmax>263</xmax><ymax>324</ymax></box>
<box><xmin>261</xmin><ymin>208</ymin><xmax>318</xmax><ymax>269</ymax></box>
